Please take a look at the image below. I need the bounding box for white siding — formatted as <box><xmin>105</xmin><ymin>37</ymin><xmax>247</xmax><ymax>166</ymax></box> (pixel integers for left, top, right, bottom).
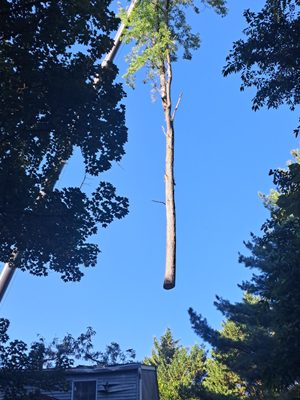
<box><xmin>0</xmin><ymin>364</ymin><xmax>158</xmax><ymax>400</ymax></box>
<box><xmin>43</xmin><ymin>369</ymin><xmax>139</xmax><ymax>400</ymax></box>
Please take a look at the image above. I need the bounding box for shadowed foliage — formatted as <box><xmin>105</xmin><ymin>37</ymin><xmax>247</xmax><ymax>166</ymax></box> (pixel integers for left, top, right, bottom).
<box><xmin>223</xmin><ymin>0</ymin><xmax>300</xmax><ymax>134</ymax></box>
<box><xmin>0</xmin><ymin>0</ymin><xmax>128</xmax><ymax>280</ymax></box>
<box><xmin>0</xmin><ymin>318</ymin><xmax>135</xmax><ymax>400</ymax></box>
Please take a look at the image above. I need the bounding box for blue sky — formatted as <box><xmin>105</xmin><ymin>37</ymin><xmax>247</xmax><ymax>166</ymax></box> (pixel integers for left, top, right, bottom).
<box><xmin>0</xmin><ymin>0</ymin><xmax>299</xmax><ymax>360</ymax></box>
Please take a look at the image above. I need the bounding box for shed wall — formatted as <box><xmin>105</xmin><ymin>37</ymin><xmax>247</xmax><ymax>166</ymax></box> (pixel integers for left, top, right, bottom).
<box><xmin>44</xmin><ymin>369</ymin><xmax>139</xmax><ymax>400</ymax></box>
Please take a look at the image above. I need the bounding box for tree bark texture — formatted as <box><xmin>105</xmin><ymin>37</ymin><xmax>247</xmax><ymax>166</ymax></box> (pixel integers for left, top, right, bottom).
<box><xmin>160</xmin><ymin>51</ymin><xmax>176</xmax><ymax>290</ymax></box>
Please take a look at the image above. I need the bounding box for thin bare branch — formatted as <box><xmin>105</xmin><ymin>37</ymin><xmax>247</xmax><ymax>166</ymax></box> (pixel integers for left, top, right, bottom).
<box><xmin>171</xmin><ymin>92</ymin><xmax>183</xmax><ymax>121</ymax></box>
<box><xmin>152</xmin><ymin>200</ymin><xmax>166</xmax><ymax>205</ymax></box>
<box><xmin>79</xmin><ymin>172</ymin><xmax>87</xmax><ymax>190</ymax></box>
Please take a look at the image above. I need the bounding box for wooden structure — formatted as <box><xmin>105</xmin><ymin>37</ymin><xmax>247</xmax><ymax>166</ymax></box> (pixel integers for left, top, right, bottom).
<box><xmin>16</xmin><ymin>363</ymin><xmax>159</xmax><ymax>400</ymax></box>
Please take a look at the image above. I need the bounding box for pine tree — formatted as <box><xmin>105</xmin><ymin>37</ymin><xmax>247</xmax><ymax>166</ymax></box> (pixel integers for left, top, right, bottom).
<box><xmin>203</xmin><ymin>321</ymin><xmax>248</xmax><ymax>400</ymax></box>
<box><xmin>188</xmin><ymin>1</ymin><xmax>300</xmax><ymax>393</ymax></box>
<box><xmin>189</xmin><ymin>161</ymin><xmax>300</xmax><ymax>397</ymax></box>
<box><xmin>145</xmin><ymin>328</ymin><xmax>206</xmax><ymax>400</ymax></box>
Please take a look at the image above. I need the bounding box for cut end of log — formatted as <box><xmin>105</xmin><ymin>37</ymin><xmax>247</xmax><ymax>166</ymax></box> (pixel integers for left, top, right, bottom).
<box><xmin>163</xmin><ymin>279</ymin><xmax>175</xmax><ymax>290</ymax></box>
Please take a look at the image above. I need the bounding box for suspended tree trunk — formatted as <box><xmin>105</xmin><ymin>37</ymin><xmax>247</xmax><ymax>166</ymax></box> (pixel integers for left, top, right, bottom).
<box><xmin>120</xmin><ymin>0</ymin><xmax>225</xmax><ymax>289</ymax></box>
<box><xmin>101</xmin><ymin>0</ymin><xmax>140</xmax><ymax>69</ymax></box>
<box><xmin>160</xmin><ymin>50</ymin><xmax>176</xmax><ymax>290</ymax></box>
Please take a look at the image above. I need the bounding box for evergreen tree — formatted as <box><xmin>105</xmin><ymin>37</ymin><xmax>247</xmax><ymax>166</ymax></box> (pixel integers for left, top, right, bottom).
<box><xmin>145</xmin><ymin>328</ymin><xmax>206</xmax><ymax>400</ymax></box>
<box><xmin>188</xmin><ymin>1</ymin><xmax>300</xmax><ymax>394</ymax></box>
<box><xmin>188</xmin><ymin>156</ymin><xmax>300</xmax><ymax>397</ymax></box>
<box><xmin>202</xmin><ymin>321</ymin><xmax>247</xmax><ymax>400</ymax></box>
<box><xmin>270</xmin><ymin>149</ymin><xmax>300</xmax><ymax>219</ymax></box>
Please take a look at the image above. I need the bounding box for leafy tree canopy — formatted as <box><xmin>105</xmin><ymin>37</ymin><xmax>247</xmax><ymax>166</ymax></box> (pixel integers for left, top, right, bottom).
<box><xmin>145</xmin><ymin>328</ymin><xmax>206</xmax><ymax>400</ymax></box>
<box><xmin>0</xmin><ymin>0</ymin><xmax>128</xmax><ymax>281</ymax></box>
<box><xmin>223</xmin><ymin>0</ymin><xmax>300</xmax><ymax>133</ymax></box>
<box><xmin>120</xmin><ymin>0</ymin><xmax>227</xmax><ymax>87</ymax></box>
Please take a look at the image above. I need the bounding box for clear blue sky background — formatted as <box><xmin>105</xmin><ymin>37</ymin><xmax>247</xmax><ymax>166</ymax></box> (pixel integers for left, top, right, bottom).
<box><xmin>0</xmin><ymin>0</ymin><xmax>299</xmax><ymax>360</ymax></box>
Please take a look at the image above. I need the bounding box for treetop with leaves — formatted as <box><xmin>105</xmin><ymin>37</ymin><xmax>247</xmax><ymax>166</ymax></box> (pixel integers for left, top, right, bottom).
<box><xmin>145</xmin><ymin>328</ymin><xmax>206</xmax><ymax>400</ymax></box>
<box><xmin>120</xmin><ymin>0</ymin><xmax>227</xmax><ymax>87</ymax></box>
<box><xmin>119</xmin><ymin>0</ymin><xmax>227</xmax><ymax>289</ymax></box>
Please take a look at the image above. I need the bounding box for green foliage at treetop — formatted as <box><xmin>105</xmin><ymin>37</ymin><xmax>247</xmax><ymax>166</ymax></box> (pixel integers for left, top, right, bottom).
<box><xmin>144</xmin><ymin>328</ymin><xmax>206</xmax><ymax>400</ymax></box>
<box><xmin>120</xmin><ymin>0</ymin><xmax>227</xmax><ymax>87</ymax></box>
<box><xmin>269</xmin><ymin>150</ymin><xmax>300</xmax><ymax>219</ymax></box>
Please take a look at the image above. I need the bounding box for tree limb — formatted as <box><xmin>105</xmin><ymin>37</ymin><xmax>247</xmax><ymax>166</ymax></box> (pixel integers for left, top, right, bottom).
<box><xmin>171</xmin><ymin>92</ymin><xmax>183</xmax><ymax>121</ymax></box>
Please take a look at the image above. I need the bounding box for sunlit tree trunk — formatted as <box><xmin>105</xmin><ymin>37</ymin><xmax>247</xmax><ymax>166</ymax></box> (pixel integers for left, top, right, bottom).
<box><xmin>120</xmin><ymin>0</ymin><xmax>226</xmax><ymax>289</ymax></box>
<box><xmin>159</xmin><ymin>50</ymin><xmax>176</xmax><ymax>289</ymax></box>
